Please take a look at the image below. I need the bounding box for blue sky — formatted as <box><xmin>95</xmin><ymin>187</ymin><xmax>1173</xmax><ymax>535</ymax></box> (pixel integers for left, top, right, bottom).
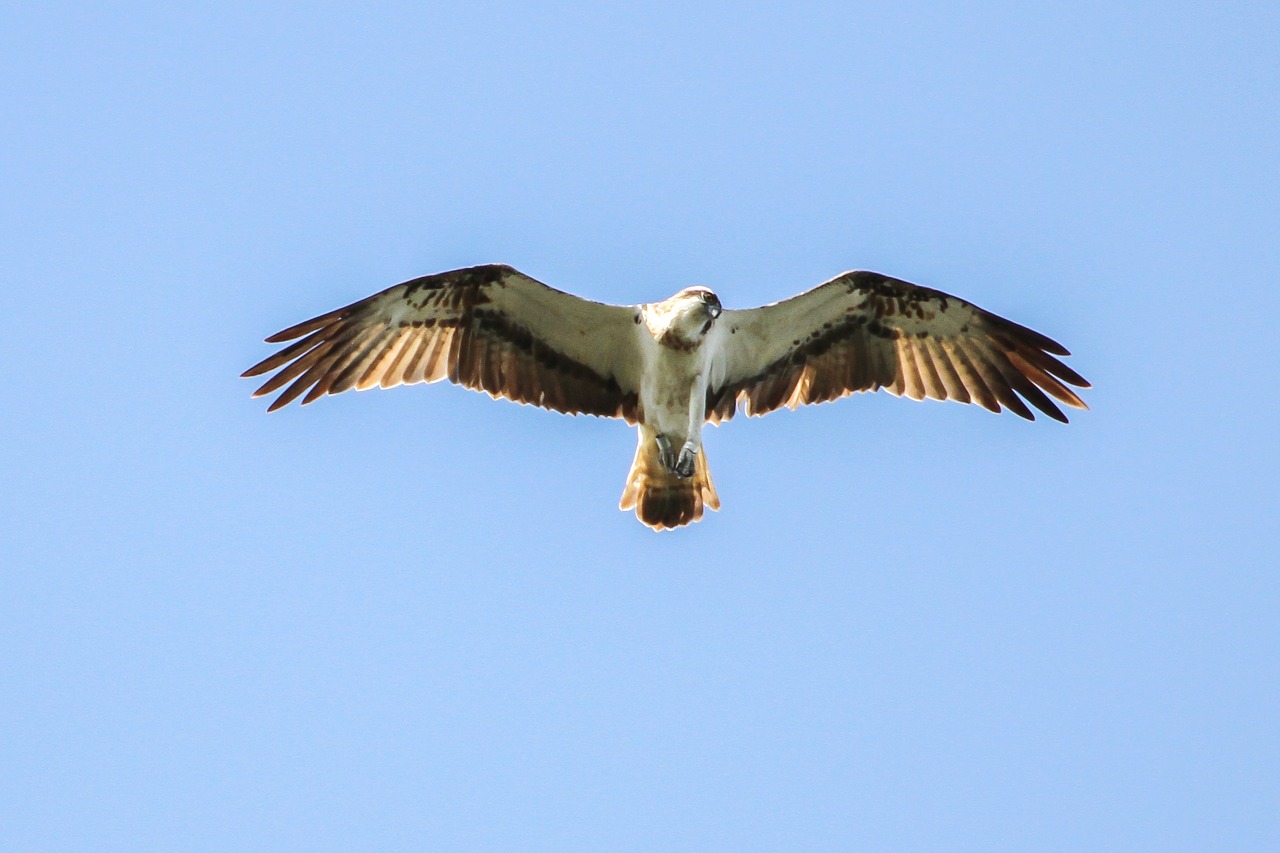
<box><xmin>3</xmin><ymin>1</ymin><xmax>1277</xmax><ymax>849</ymax></box>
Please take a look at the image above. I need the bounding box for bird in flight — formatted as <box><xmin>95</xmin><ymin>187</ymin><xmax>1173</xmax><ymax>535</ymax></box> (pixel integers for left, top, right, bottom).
<box><xmin>243</xmin><ymin>264</ymin><xmax>1089</xmax><ymax>530</ymax></box>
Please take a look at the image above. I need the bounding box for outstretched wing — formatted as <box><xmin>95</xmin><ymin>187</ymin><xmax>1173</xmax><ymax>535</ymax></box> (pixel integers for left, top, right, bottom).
<box><xmin>243</xmin><ymin>264</ymin><xmax>643</xmax><ymax>421</ymax></box>
<box><xmin>706</xmin><ymin>270</ymin><xmax>1089</xmax><ymax>423</ymax></box>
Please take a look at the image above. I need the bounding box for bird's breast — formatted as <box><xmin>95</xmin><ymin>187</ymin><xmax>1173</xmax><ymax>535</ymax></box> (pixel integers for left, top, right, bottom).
<box><xmin>637</xmin><ymin>340</ymin><xmax>708</xmax><ymax>434</ymax></box>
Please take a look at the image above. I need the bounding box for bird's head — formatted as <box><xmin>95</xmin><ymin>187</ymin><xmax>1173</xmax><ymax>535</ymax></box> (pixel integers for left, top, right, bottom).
<box><xmin>674</xmin><ymin>286</ymin><xmax>722</xmax><ymax>324</ymax></box>
<box><xmin>648</xmin><ymin>286</ymin><xmax>724</xmax><ymax>349</ymax></box>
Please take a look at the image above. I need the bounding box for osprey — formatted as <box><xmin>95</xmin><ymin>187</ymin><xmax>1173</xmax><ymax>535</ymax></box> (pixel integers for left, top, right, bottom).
<box><xmin>243</xmin><ymin>264</ymin><xmax>1089</xmax><ymax>529</ymax></box>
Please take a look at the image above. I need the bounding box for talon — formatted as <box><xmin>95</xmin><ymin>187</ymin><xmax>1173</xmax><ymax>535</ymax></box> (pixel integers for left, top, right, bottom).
<box><xmin>655</xmin><ymin>435</ymin><xmax>677</xmax><ymax>474</ymax></box>
<box><xmin>674</xmin><ymin>443</ymin><xmax>698</xmax><ymax>479</ymax></box>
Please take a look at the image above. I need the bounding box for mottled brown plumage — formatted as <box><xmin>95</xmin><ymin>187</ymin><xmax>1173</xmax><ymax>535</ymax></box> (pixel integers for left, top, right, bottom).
<box><xmin>705</xmin><ymin>271</ymin><xmax>1087</xmax><ymax>424</ymax></box>
<box><xmin>243</xmin><ymin>265</ymin><xmax>641</xmax><ymax>419</ymax></box>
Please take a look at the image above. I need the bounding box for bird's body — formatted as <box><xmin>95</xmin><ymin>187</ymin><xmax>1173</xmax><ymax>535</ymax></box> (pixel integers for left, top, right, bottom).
<box><xmin>624</xmin><ymin>288</ymin><xmax>725</xmax><ymax>527</ymax></box>
<box><xmin>638</xmin><ymin>288</ymin><xmax>720</xmax><ymax>458</ymax></box>
<box><xmin>243</xmin><ymin>264</ymin><xmax>1089</xmax><ymax>529</ymax></box>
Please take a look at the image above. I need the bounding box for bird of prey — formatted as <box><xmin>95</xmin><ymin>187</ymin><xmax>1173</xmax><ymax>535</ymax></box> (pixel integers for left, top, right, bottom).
<box><xmin>243</xmin><ymin>264</ymin><xmax>1089</xmax><ymax>530</ymax></box>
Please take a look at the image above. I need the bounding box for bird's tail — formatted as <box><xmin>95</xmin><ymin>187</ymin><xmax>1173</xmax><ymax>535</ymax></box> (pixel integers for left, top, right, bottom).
<box><xmin>619</xmin><ymin>428</ymin><xmax>720</xmax><ymax>531</ymax></box>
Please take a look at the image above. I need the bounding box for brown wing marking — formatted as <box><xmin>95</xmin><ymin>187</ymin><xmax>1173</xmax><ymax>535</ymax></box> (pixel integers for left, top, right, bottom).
<box><xmin>707</xmin><ymin>271</ymin><xmax>1089</xmax><ymax>424</ymax></box>
<box><xmin>244</xmin><ymin>265</ymin><xmax>640</xmax><ymax>421</ymax></box>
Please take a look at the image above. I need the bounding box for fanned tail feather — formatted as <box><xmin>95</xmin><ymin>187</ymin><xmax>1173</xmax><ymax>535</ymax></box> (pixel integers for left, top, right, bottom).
<box><xmin>619</xmin><ymin>429</ymin><xmax>720</xmax><ymax>531</ymax></box>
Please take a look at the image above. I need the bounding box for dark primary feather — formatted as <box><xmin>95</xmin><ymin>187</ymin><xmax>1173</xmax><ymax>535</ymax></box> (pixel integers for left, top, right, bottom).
<box><xmin>708</xmin><ymin>270</ymin><xmax>1089</xmax><ymax>424</ymax></box>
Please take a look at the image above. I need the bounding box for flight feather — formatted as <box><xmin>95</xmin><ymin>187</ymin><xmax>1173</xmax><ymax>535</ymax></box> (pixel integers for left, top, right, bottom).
<box><xmin>705</xmin><ymin>270</ymin><xmax>1090</xmax><ymax>424</ymax></box>
<box><xmin>242</xmin><ymin>264</ymin><xmax>644</xmax><ymax>420</ymax></box>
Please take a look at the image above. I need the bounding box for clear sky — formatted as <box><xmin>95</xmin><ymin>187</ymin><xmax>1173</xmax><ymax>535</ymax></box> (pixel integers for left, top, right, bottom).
<box><xmin>4</xmin><ymin>1</ymin><xmax>1277</xmax><ymax>849</ymax></box>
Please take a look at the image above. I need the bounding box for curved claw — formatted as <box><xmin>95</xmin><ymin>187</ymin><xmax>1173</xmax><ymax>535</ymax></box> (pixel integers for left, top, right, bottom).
<box><xmin>655</xmin><ymin>435</ymin><xmax>677</xmax><ymax>473</ymax></box>
<box><xmin>674</xmin><ymin>442</ymin><xmax>698</xmax><ymax>479</ymax></box>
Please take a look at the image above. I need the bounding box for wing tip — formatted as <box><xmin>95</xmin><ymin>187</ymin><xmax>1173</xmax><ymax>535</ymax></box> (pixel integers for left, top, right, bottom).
<box><xmin>1042</xmin><ymin>406</ymin><xmax>1069</xmax><ymax>424</ymax></box>
<box><xmin>263</xmin><ymin>310</ymin><xmax>347</xmax><ymax>343</ymax></box>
